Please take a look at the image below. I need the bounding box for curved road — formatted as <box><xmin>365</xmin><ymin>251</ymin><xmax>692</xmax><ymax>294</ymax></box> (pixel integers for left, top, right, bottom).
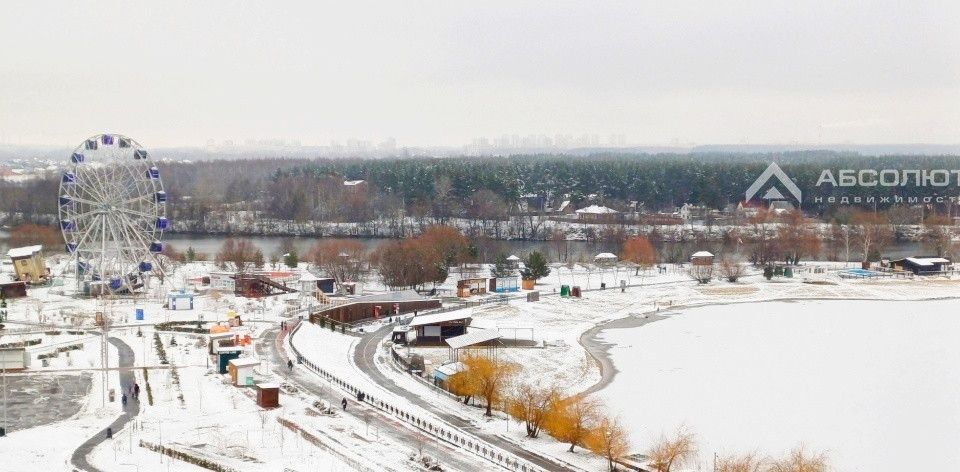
<box><xmin>261</xmin><ymin>327</ymin><xmax>496</xmax><ymax>472</ymax></box>
<box><xmin>71</xmin><ymin>337</ymin><xmax>140</xmax><ymax>472</ymax></box>
<box><xmin>354</xmin><ymin>324</ymin><xmax>580</xmax><ymax>471</ymax></box>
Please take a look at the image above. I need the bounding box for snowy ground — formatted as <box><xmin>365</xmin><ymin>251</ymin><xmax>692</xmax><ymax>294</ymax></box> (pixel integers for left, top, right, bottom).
<box><xmin>598</xmin><ymin>299</ymin><xmax>960</xmax><ymax>472</ymax></box>
<box><xmin>376</xmin><ymin>266</ymin><xmax>960</xmax><ymax>471</ymax></box>
<box><xmin>5</xmin><ymin>257</ymin><xmax>960</xmax><ymax>471</ymax></box>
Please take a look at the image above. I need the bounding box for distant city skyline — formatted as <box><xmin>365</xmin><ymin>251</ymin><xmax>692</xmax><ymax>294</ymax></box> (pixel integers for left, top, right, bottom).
<box><xmin>1</xmin><ymin>1</ymin><xmax>958</xmax><ymax>147</ymax></box>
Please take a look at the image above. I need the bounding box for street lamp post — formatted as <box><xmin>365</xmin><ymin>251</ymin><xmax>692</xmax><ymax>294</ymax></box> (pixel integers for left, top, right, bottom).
<box><xmin>1</xmin><ymin>294</ymin><xmax>7</xmax><ymax>435</ymax></box>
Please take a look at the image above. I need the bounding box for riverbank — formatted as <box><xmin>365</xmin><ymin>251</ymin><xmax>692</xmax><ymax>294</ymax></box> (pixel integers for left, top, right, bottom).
<box><xmin>575</xmin><ymin>276</ymin><xmax>960</xmax><ymax>400</ymax></box>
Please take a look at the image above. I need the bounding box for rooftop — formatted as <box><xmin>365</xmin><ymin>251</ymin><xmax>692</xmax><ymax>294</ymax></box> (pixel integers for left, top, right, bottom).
<box><xmin>408</xmin><ymin>310</ymin><xmax>472</xmax><ymax>327</ymax></box>
<box><xmin>434</xmin><ymin>361</ymin><xmax>466</xmax><ymax>377</ymax></box>
<box><xmin>445</xmin><ymin>328</ymin><xmax>502</xmax><ymax>349</ymax></box>
<box><xmin>575</xmin><ymin>205</ymin><xmax>618</xmax><ymax>214</ymax></box>
<box><xmin>346</xmin><ymin>289</ymin><xmax>431</xmax><ymax>304</ymax></box>
<box><xmin>6</xmin><ymin>245</ymin><xmax>42</xmax><ymax>259</ymax></box>
<box><xmin>229</xmin><ymin>357</ymin><xmax>261</xmax><ymax>367</ymax></box>
<box><xmin>904</xmin><ymin>257</ymin><xmax>950</xmax><ymax>266</ymax></box>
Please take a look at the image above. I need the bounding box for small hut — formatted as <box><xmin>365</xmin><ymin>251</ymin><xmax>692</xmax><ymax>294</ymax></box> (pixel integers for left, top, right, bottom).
<box><xmin>256</xmin><ymin>383</ymin><xmax>280</xmax><ymax>408</ymax></box>
<box><xmin>167</xmin><ymin>290</ymin><xmax>195</xmax><ymax>310</ymax></box>
<box><xmin>594</xmin><ymin>253</ymin><xmax>618</xmax><ymax>265</ymax></box>
<box><xmin>690</xmin><ymin>251</ymin><xmax>715</xmax><ymax>265</ymax></box>
<box><xmin>457</xmin><ymin>278</ymin><xmax>488</xmax><ymax>297</ymax></box>
<box><xmin>228</xmin><ymin>357</ymin><xmax>261</xmax><ymax>386</ymax></box>
<box><xmin>492</xmin><ymin>277</ymin><xmax>519</xmax><ymax>293</ymax></box>
<box><xmin>0</xmin><ymin>281</ymin><xmax>27</xmax><ymax>299</ymax></box>
<box><xmin>6</xmin><ymin>245</ymin><xmax>45</xmax><ymax>283</ymax></box>
<box><xmin>432</xmin><ymin>361</ymin><xmax>465</xmax><ymax>389</ymax></box>
<box><xmin>216</xmin><ymin>348</ymin><xmax>242</xmax><ymax>374</ymax></box>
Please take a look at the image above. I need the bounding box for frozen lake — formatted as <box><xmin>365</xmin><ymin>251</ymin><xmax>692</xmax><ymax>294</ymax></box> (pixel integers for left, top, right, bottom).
<box><xmin>596</xmin><ymin>299</ymin><xmax>960</xmax><ymax>472</ymax></box>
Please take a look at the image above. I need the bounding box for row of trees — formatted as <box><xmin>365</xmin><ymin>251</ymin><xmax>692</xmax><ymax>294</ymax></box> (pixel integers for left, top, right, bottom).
<box><xmin>445</xmin><ymin>353</ymin><xmax>829</xmax><ymax>472</ymax></box>
<box><xmin>204</xmin><ymin>226</ymin><xmax>557</xmax><ymax>292</ymax></box>
<box><xmin>9</xmin><ymin>152</ymin><xmax>960</xmax><ymax>230</ymax></box>
<box><xmin>445</xmin><ymin>353</ymin><xmax>630</xmax><ymax>470</ymax></box>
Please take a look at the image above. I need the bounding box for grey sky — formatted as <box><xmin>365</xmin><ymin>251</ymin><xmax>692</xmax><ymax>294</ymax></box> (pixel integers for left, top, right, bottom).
<box><xmin>1</xmin><ymin>1</ymin><xmax>958</xmax><ymax>147</ymax></box>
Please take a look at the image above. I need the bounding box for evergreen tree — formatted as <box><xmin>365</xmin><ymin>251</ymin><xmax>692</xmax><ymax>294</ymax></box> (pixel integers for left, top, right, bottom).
<box><xmin>521</xmin><ymin>251</ymin><xmax>551</xmax><ymax>281</ymax></box>
<box><xmin>491</xmin><ymin>254</ymin><xmax>514</xmax><ymax>278</ymax></box>
<box><xmin>283</xmin><ymin>249</ymin><xmax>299</xmax><ymax>269</ymax></box>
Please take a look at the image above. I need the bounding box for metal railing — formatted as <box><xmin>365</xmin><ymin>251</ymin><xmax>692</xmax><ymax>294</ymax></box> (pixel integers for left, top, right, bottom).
<box><xmin>286</xmin><ymin>321</ymin><xmax>555</xmax><ymax>472</ymax></box>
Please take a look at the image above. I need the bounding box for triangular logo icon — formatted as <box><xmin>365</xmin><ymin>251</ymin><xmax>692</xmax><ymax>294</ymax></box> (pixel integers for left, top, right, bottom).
<box><xmin>762</xmin><ymin>187</ymin><xmax>785</xmax><ymax>200</ymax></box>
<box><xmin>745</xmin><ymin>162</ymin><xmax>801</xmax><ymax>204</ymax></box>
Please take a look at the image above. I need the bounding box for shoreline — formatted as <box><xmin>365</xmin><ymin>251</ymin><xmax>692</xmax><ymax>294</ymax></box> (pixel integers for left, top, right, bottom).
<box><xmin>576</xmin><ymin>292</ymin><xmax>960</xmax><ymax>398</ymax></box>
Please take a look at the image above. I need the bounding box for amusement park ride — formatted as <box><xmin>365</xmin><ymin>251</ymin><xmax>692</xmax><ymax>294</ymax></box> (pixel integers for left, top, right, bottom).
<box><xmin>55</xmin><ymin>134</ymin><xmax>170</xmax><ymax>405</ymax></box>
<box><xmin>58</xmin><ymin>133</ymin><xmax>168</xmax><ymax>297</ymax></box>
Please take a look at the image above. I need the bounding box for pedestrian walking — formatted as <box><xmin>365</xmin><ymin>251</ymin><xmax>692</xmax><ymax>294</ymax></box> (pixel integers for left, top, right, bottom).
<box><xmin>121</xmin><ymin>393</ymin><xmax>127</xmax><ymax>408</ymax></box>
<box><xmin>287</xmin><ymin>360</ymin><xmax>293</xmax><ymax>371</ymax></box>
<box><xmin>134</xmin><ymin>383</ymin><xmax>140</xmax><ymax>399</ymax></box>
<box><xmin>341</xmin><ymin>397</ymin><xmax>347</xmax><ymax>410</ymax></box>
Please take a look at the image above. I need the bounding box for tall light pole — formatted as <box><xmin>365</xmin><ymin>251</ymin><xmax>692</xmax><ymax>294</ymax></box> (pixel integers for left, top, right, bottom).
<box><xmin>2</xmin><ymin>293</ymin><xmax>9</xmax><ymax>434</ymax></box>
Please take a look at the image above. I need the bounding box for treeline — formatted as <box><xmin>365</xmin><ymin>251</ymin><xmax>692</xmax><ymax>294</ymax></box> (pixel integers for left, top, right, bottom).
<box><xmin>5</xmin><ymin>152</ymin><xmax>960</xmax><ymax>227</ymax></box>
<box><xmin>447</xmin><ymin>352</ymin><xmax>830</xmax><ymax>472</ymax></box>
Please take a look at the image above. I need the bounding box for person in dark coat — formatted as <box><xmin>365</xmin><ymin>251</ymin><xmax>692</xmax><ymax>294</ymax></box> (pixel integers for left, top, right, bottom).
<box><xmin>134</xmin><ymin>383</ymin><xmax>140</xmax><ymax>399</ymax></box>
<box><xmin>287</xmin><ymin>360</ymin><xmax>293</xmax><ymax>371</ymax></box>
<box><xmin>121</xmin><ymin>393</ymin><xmax>127</xmax><ymax>408</ymax></box>
<box><xmin>341</xmin><ymin>397</ymin><xmax>347</xmax><ymax>410</ymax></box>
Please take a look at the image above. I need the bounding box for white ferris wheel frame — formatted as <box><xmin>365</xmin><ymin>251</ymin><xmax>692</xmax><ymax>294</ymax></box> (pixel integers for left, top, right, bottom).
<box><xmin>58</xmin><ymin>133</ymin><xmax>166</xmax><ymax>295</ymax></box>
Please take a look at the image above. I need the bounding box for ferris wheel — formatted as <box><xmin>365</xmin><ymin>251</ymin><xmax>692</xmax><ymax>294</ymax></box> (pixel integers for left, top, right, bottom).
<box><xmin>58</xmin><ymin>134</ymin><xmax>168</xmax><ymax>295</ymax></box>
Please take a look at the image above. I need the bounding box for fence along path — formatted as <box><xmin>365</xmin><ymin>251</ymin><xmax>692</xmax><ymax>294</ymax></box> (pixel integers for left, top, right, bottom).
<box><xmin>287</xmin><ymin>321</ymin><xmax>554</xmax><ymax>472</ymax></box>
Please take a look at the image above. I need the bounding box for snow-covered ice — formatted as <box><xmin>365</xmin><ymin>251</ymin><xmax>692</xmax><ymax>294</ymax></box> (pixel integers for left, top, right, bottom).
<box><xmin>597</xmin><ymin>299</ymin><xmax>960</xmax><ymax>472</ymax></box>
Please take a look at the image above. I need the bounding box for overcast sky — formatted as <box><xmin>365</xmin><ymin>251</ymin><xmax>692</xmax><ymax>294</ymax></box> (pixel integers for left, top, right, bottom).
<box><xmin>1</xmin><ymin>1</ymin><xmax>958</xmax><ymax>147</ymax></box>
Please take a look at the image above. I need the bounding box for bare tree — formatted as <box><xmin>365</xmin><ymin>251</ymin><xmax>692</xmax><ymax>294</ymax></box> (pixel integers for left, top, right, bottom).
<box><xmin>716</xmin><ymin>452</ymin><xmax>767</xmax><ymax>472</ymax></box>
<box><xmin>923</xmin><ymin>212</ymin><xmax>955</xmax><ymax>258</ymax></box>
<box><xmin>215</xmin><ymin>238</ymin><xmax>261</xmax><ymax>273</ymax></box>
<box><xmin>586</xmin><ymin>413</ymin><xmax>631</xmax><ymax>472</ymax></box>
<box><xmin>309</xmin><ymin>239</ymin><xmax>368</xmax><ymax>289</ymax></box>
<box><xmin>768</xmin><ymin>445</ymin><xmax>829</xmax><ymax>472</ymax></box>
<box><xmin>647</xmin><ymin>427</ymin><xmax>697</xmax><ymax>472</ymax></box>
<box><xmin>850</xmin><ymin>209</ymin><xmax>893</xmax><ymax>265</ymax></box>
<box><xmin>718</xmin><ymin>258</ymin><xmax>746</xmax><ymax>282</ymax></box>
<box><xmin>507</xmin><ymin>383</ymin><xmax>561</xmax><ymax>438</ymax></box>
<box><xmin>688</xmin><ymin>264</ymin><xmax>714</xmax><ymax>284</ymax></box>
<box><xmin>545</xmin><ymin>395</ymin><xmax>599</xmax><ymax>452</ymax></box>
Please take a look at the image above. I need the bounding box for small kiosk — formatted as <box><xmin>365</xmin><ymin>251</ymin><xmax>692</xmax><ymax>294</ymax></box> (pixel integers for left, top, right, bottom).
<box><xmin>256</xmin><ymin>383</ymin><xmax>280</xmax><ymax>408</ymax></box>
<box><xmin>228</xmin><ymin>357</ymin><xmax>261</xmax><ymax>386</ymax></box>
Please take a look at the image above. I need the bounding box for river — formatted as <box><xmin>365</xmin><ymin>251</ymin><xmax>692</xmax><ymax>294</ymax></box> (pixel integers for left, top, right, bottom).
<box><xmin>0</xmin><ymin>230</ymin><xmax>933</xmax><ymax>262</ymax></box>
<box><xmin>160</xmin><ymin>234</ymin><xmax>929</xmax><ymax>262</ymax></box>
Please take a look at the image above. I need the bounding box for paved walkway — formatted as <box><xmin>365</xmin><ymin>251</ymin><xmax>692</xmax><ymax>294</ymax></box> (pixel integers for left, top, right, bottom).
<box><xmin>70</xmin><ymin>337</ymin><xmax>140</xmax><ymax>472</ymax></box>
<box><xmin>354</xmin><ymin>324</ymin><xmax>580</xmax><ymax>471</ymax></box>
<box><xmin>261</xmin><ymin>327</ymin><xmax>496</xmax><ymax>472</ymax></box>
